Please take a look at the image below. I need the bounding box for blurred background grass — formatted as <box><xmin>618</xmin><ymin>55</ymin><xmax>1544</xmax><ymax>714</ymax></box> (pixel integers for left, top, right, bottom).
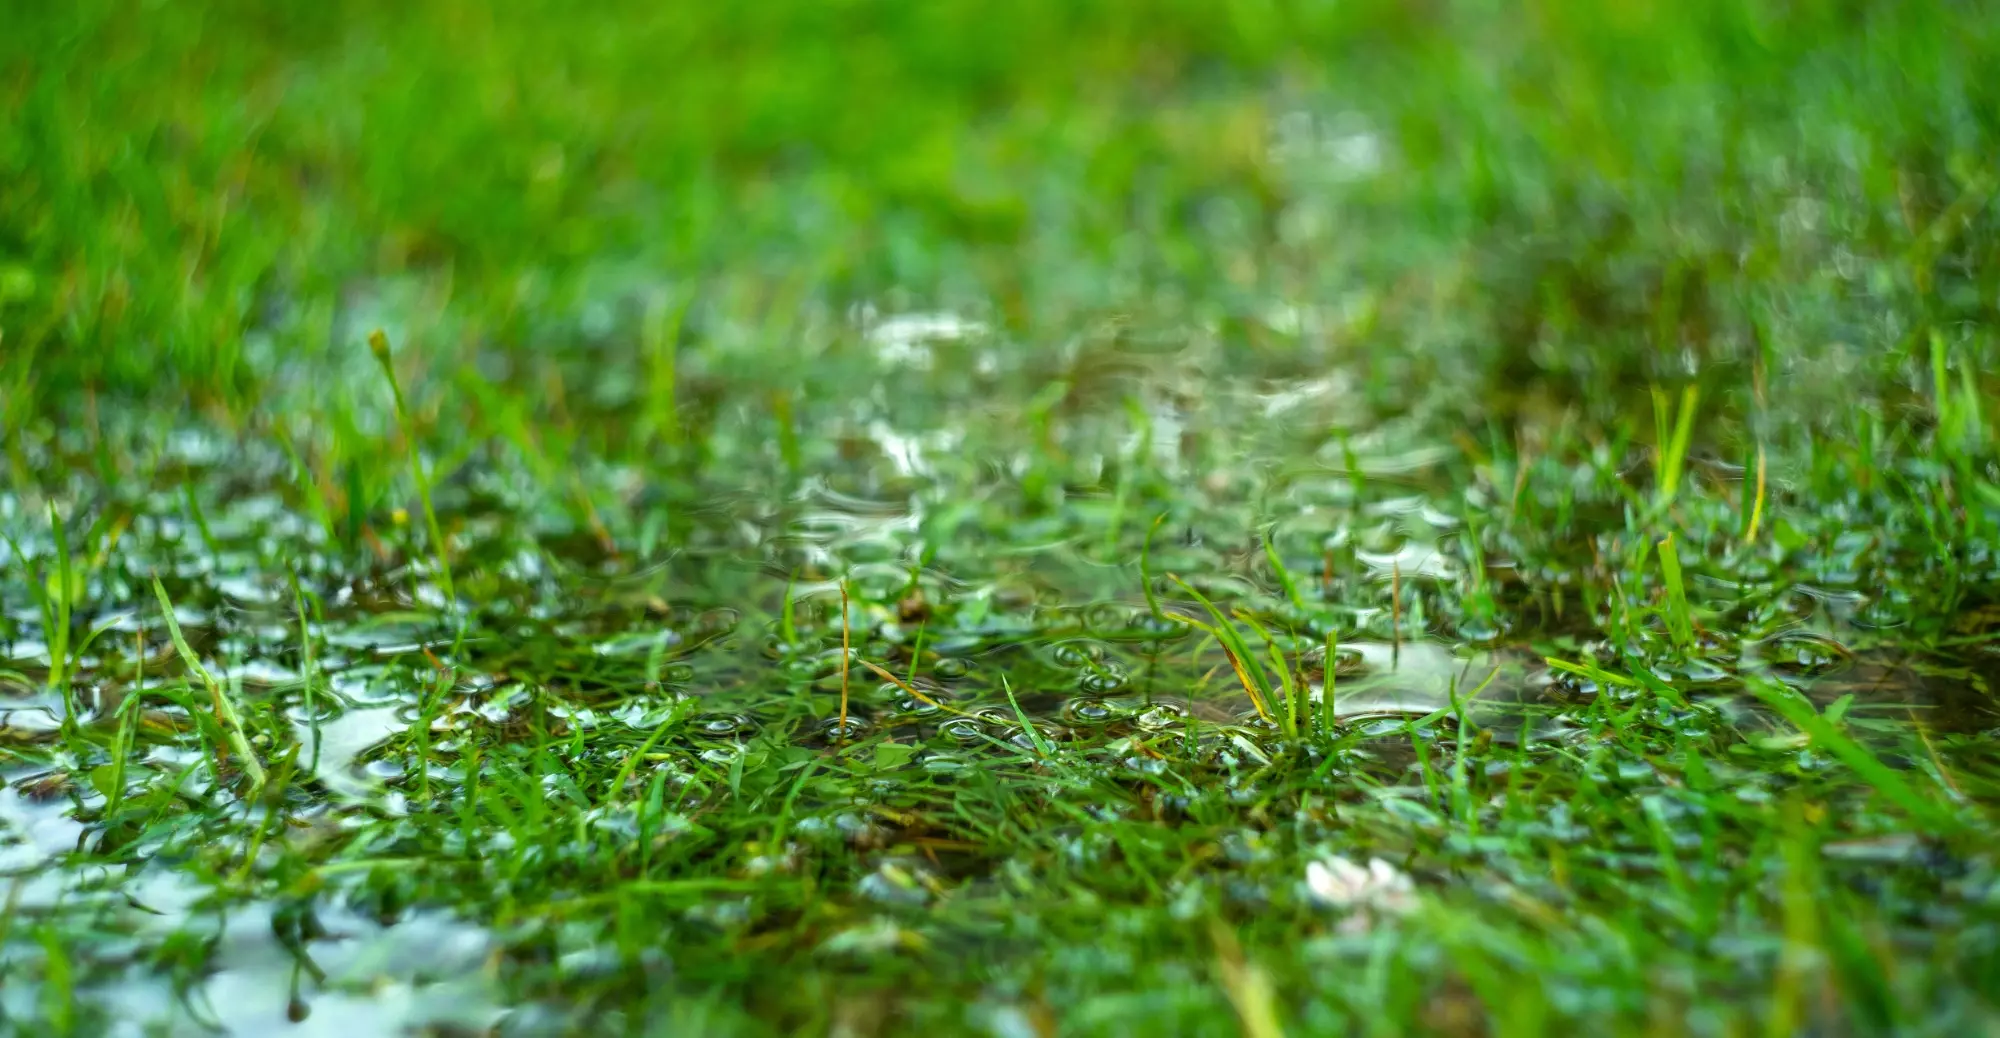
<box><xmin>6</xmin><ymin>0</ymin><xmax>1993</xmax><ymax>418</ymax></box>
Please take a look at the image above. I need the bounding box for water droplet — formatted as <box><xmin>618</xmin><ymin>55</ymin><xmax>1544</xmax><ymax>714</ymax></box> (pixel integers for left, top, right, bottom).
<box><xmin>933</xmin><ymin>656</ymin><xmax>972</xmax><ymax>680</ymax></box>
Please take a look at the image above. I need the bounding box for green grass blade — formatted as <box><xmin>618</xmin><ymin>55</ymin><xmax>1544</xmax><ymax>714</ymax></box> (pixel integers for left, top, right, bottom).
<box><xmin>151</xmin><ymin>575</ymin><xmax>266</xmax><ymax>790</ymax></box>
<box><xmin>1658</xmin><ymin>533</ymin><xmax>1693</xmax><ymax>649</ymax></box>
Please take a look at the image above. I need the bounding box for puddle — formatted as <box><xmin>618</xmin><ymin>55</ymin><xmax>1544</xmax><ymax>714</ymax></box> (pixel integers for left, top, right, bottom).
<box><xmin>295</xmin><ymin>706</ymin><xmax>408</xmax><ymax>802</ymax></box>
<box><xmin>1296</xmin><ymin>641</ymin><xmax>1576</xmax><ymax>739</ymax></box>
<box><xmin>26</xmin><ymin>869</ymin><xmax>508</xmax><ymax>1037</ymax></box>
<box><xmin>1791</xmin><ymin>652</ymin><xmax>2000</xmax><ymax>736</ymax></box>
<box><xmin>0</xmin><ymin>783</ymin><xmax>83</xmax><ymax>871</ymax></box>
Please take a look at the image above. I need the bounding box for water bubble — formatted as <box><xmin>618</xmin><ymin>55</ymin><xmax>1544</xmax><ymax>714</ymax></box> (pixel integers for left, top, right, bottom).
<box><xmin>1084</xmin><ymin>604</ymin><xmax>1133</xmax><ymax>631</ymax></box>
<box><xmin>696</xmin><ymin>714</ymin><xmax>753</xmax><ymax>738</ymax></box>
<box><xmin>1300</xmin><ymin>644</ymin><xmax>1367</xmax><ymax>678</ymax></box>
<box><xmin>1136</xmin><ymin>703</ymin><xmax>1192</xmax><ymax>730</ymax></box>
<box><xmin>857</xmin><ymin>859</ymin><xmax>934</xmax><ymax>906</ymax></box>
<box><xmin>1061</xmin><ymin>698</ymin><xmax>1120</xmax><ymax>725</ymax></box>
<box><xmin>1454</xmin><ymin>616</ymin><xmax>1506</xmax><ymax>643</ymax></box>
<box><xmin>698</xmin><ymin>745</ymin><xmax>745</xmax><ymax>764</ymax></box>
<box><xmin>1133</xmin><ymin>614</ymin><xmax>1190</xmax><ymax>643</ymax></box>
<box><xmin>1539</xmin><ymin>670</ymin><xmax>1599</xmax><ymax>705</ymax></box>
<box><xmin>1765</xmin><ymin>632</ymin><xmax>1850</xmax><ymax>676</ymax></box>
<box><xmin>922</xmin><ymin>753</ymin><xmax>968</xmax><ymax>774</ymax></box>
<box><xmin>806</xmin><ymin>647</ymin><xmax>864</xmax><ymax>676</ymax></box>
<box><xmin>933</xmin><ymin>656</ymin><xmax>972</xmax><ymax>680</ymax></box>
<box><xmin>609</xmin><ymin>701</ymin><xmax>678</xmax><ymax>729</ymax></box>
<box><xmin>548</xmin><ymin>704</ymin><xmax>602</xmax><ymax>730</ymax></box>
<box><xmin>1050</xmin><ymin>641</ymin><xmax>1104</xmax><ymax>668</ymax></box>
<box><xmin>816</xmin><ymin>716</ymin><xmax>870</xmax><ymax>741</ymax></box>
<box><xmin>1342</xmin><ymin>715</ymin><xmax>1422</xmax><ymax>738</ymax></box>
<box><xmin>693</xmin><ymin>608</ymin><xmax>742</xmax><ymax>635</ymax></box>
<box><xmin>935</xmin><ymin>719</ymin><xmax>989</xmax><ymax>744</ymax></box>
<box><xmin>1077</xmin><ymin>668</ymin><xmax>1128</xmax><ymax>694</ymax></box>
<box><xmin>894</xmin><ymin>691</ymin><xmax>946</xmax><ymax>716</ymax></box>
<box><xmin>973</xmin><ymin>707</ymin><xmax>1022</xmax><ymax>728</ymax></box>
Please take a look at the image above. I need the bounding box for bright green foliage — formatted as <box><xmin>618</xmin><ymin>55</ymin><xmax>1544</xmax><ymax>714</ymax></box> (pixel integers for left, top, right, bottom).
<box><xmin>4</xmin><ymin>1</ymin><xmax>2000</xmax><ymax>1035</ymax></box>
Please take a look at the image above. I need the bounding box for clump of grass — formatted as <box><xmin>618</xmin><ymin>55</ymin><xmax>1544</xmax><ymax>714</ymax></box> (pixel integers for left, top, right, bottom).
<box><xmin>1167</xmin><ymin>574</ymin><xmax>1280</xmax><ymax>730</ymax></box>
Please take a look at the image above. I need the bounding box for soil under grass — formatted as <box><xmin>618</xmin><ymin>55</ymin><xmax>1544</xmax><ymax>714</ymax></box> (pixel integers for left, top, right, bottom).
<box><xmin>4</xmin><ymin>2</ymin><xmax>2000</xmax><ymax>1035</ymax></box>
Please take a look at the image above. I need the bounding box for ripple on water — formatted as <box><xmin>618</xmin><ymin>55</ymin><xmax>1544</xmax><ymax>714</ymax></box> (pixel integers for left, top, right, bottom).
<box><xmin>82</xmin><ymin>875</ymin><xmax>506</xmax><ymax>1037</ymax></box>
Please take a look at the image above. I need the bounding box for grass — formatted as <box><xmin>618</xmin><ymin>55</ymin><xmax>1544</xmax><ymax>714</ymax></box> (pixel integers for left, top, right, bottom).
<box><xmin>3</xmin><ymin>0</ymin><xmax>2000</xmax><ymax>1034</ymax></box>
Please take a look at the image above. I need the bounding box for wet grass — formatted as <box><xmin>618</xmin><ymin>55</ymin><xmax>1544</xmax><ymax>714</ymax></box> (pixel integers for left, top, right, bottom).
<box><xmin>5</xmin><ymin>0</ymin><xmax>2000</xmax><ymax>1034</ymax></box>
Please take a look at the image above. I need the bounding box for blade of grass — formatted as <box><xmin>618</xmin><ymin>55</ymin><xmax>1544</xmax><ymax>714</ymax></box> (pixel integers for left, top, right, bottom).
<box><xmin>1658</xmin><ymin>533</ymin><xmax>1693</xmax><ymax>649</ymax></box>
<box><xmin>1260</xmin><ymin>528</ymin><xmax>1306</xmax><ymax>613</ymax></box>
<box><xmin>1543</xmin><ymin>656</ymin><xmax>1642</xmax><ymax>689</ymax></box>
<box><xmin>1654</xmin><ymin>384</ymin><xmax>1700</xmax><ymax>507</ymax></box>
<box><xmin>1104</xmin><ymin>396</ymin><xmax>1152</xmax><ymax>558</ymax></box>
<box><xmin>1211</xmin><ymin>920</ymin><xmax>1285</xmax><ymax>1038</ymax></box>
<box><xmin>1743</xmin><ymin>443</ymin><xmax>1766</xmax><ymax>544</ymax></box>
<box><xmin>839</xmin><ymin>580</ymin><xmax>852</xmax><ymax>743</ymax></box>
<box><xmin>1003</xmin><ymin>676</ymin><xmax>1053</xmax><ymax>758</ymax></box>
<box><xmin>780</xmin><ymin>568</ymin><xmax>800</xmax><ymax>646</ymax></box>
<box><xmin>151</xmin><ymin>574</ymin><xmax>266</xmax><ymax>790</ymax></box>
<box><xmin>857</xmin><ymin>658</ymin><xmax>976</xmax><ymax>719</ymax></box>
<box><xmin>605</xmin><ymin>701</ymin><xmax>694</xmax><ymax>805</ymax></box>
<box><xmin>368</xmin><ymin>330</ymin><xmax>456</xmax><ymax>626</ymax></box>
<box><xmin>1234</xmin><ymin>609</ymin><xmax>1300</xmax><ymax>740</ymax></box>
<box><xmin>48</xmin><ymin>502</ymin><xmax>74</xmax><ymax>725</ymax></box>
<box><xmin>288</xmin><ymin>567</ymin><xmax>320</xmax><ymax>771</ymax></box>
<box><xmin>1140</xmin><ymin>513</ymin><xmax>1167</xmax><ymax>621</ymax></box>
<box><xmin>1322</xmin><ymin>628</ymin><xmax>1338</xmax><ymax>735</ymax></box>
<box><xmin>1746</xmin><ymin>677</ymin><xmax>1962</xmax><ymax>833</ymax></box>
<box><xmin>645</xmin><ymin>291</ymin><xmax>686</xmax><ymax>449</ymax></box>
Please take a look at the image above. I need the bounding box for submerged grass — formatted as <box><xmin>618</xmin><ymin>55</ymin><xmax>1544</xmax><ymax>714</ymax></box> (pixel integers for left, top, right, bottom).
<box><xmin>3</xmin><ymin>0</ymin><xmax>2000</xmax><ymax>1035</ymax></box>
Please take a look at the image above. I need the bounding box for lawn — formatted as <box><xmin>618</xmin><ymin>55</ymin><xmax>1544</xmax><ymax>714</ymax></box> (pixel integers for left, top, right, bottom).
<box><xmin>3</xmin><ymin>0</ymin><xmax>2000</xmax><ymax>1034</ymax></box>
